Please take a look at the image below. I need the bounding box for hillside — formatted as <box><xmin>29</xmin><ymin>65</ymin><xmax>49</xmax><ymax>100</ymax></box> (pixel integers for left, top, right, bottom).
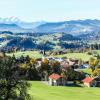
<box><xmin>0</xmin><ymin>19</ymin><xmax>100</xmax><ymax>50</ymax></box>
<box><xmin>6</xmin><ymin>38</ymin><xmax>36</xmax><ymax>49</ymax></box>
<box><xmin>0</xmin><ymin>18</ymin><xmax>100</xmax><ymax>36</ymax></box>
<box><xmin>34</xmin><ymin>19</ymin><xmax>100</xmax><ymax>35</ymax></box>
<box><xmin>0</xmin><ymin>32</ymin><xmax>82</xmax><ymax>50</ymax></box>
<box><xmin>0</xmin><ymin>23</ymin><xmax>21</xmax><ymax>30</ymax></box>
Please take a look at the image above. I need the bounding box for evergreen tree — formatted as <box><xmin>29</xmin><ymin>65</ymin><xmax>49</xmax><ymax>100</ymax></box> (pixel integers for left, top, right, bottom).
<box><xmin>0</xmin><ymin>57</ymin><xmax>31</xmax><ymax>100</ymax></box>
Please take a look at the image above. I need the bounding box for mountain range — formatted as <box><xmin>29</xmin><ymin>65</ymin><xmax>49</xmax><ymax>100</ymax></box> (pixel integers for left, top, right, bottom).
<box><xmin>34</xmin><ymin>19</ymin><xmax>100</xmax><ymax>35</ymax></box>
<box><xmin>0</xmin><ymin>17</ymin><xmax>100</xmax><ymax>36</ymax></box>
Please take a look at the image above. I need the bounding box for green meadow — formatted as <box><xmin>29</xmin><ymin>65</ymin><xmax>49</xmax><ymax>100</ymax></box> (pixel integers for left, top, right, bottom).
<box><xmin>29</xmin><ymin>81</ymin><xmax>100</xmax><ymax>100</ymax></box>
<box><xmin>7</xmin><ymin>51</ymin><xmax>93</xmax><ymax>61</ymax></box>
<box><xmin>6</xmin><ymin>51</ymin><xmax>43</xmax><ymax>58</ymax></box>
<box><xmin>55</xmin><ymin>53</ymin><xmax>93</xmax><ymax>61</ymax></box>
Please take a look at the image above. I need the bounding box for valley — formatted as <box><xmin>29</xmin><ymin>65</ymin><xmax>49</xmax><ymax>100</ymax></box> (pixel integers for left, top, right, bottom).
<box><xmin>0</xmin><ymin>19</ymin><xmax>100</xmax><ymax>100</ymax></box>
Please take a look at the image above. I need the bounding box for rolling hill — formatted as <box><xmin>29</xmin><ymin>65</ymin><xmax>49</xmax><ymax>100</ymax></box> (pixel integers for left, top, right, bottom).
<box><xmin>34</xmin><ymin>19</ymin><xmax>100</xmax><ymax>35</ymax></box>
<box><xmin>0</xmin><ymin>18</ymin><xmax>100</xmax><ymax>36</ymax></box>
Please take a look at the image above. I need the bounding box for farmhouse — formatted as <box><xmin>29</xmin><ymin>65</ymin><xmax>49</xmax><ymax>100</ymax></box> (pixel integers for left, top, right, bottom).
<box><xmin>49</xmin><ymin>73</ymin><xmax>66</xmax><ymax>86</ymax></box>
<box><xmin>82</xmin><ymin>76</ymin><xmax>100</xmax><ymax>87</ymax></box>
<box><xmin>82</xmin><ymin>77</ymin><xmax>93</xmax><ymax>87</ymax></box>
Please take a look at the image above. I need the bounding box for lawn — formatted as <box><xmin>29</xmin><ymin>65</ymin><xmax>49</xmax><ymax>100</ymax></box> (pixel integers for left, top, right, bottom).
<box><xmin>6</xmin><ymin>51</ymin><xmax>43</xmax><ymax>58</ymax></box>
<box><xmin>80</xmin><ymin>68</ymin><xmax>92</xmax><ymax>74</ymax></box>
<box><xmin>29</xmin><ymin>81</ymin><xmax>100</xmax><ymax>100</ymax></box>
<box><xmin>55</xmin><ymin>53</ymin><xmax>93</xmax><ymax>61</ymax></box>
<box><xmin>7</xmin><ymin>51</ymin><xmax>93</xmax><ymax>61</ymax></box>
<box><xmin>93</xmin><ymin>50</ymin><xmax>100</xmax><ymax>55</ymax></box>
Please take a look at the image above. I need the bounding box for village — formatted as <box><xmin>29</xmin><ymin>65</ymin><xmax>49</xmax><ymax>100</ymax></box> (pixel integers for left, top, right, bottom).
<box><xmin>1</xmin><ymin>51</ymin><xmax>100</xmax><ymax>88</ymax></box>
<box><xmin>0</xmin><ymin>49</ymin><xmax>100</xmax><ymax>100</ymax></box>
<box><xmin>38</xmin><ymin>56</ymin><xmax>100</xmax><ymax>87</ymax></box>
<box><xmin>0</xmin><ymin>0</ymin><xmax>100</xmax><ymax>99</ymax></box>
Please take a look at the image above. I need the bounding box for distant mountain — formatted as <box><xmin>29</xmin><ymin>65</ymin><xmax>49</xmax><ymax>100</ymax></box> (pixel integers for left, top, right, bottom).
<box><xmin>34</xmin><ymin>19</ymin><xmax>100</xmax><ymax>35</ymax></box>
<box><xmin>0</xmin><ymin>17</ymin><xmax>46</xmax><ymax>29</ymax></box>
<box><xmin>0</xmin><ymin>23</ymin><xmax>33</xmax><ymax>33</ymax></box>
<box><xmin>0</xmin><ymin>17</ymin><xmax>20</xmax><ymax>24</ymax></box>
<box><xmin>0</xmin><ymin>18</ymin><xmax>100</xmax><ymax>36</ymax></box>
<box><xmin>17</xmin><ymin>21</ymin><xmax>46</xmax><ymax>29</ymax></box>
<box><xmin>0</xmin><ymin>18</ymin><xmax>30</xmax><ymax>32</ymax></box>
<box><xmin>0</xmin><ymin>23</ymin><xmax>21</xmax><ymax>29</ymax></box>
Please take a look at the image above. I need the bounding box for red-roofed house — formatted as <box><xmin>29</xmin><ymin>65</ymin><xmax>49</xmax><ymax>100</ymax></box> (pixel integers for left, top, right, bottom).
<box><xmin>49</xmin><ymin>73</ymin><xmax>66</xmax><ymax>86</ymax></box>
<box><xmin>82</xmin><ymin>76</ymin><xmax>100</xmax><ymax>87</ymax></box>
<box><xmin>49</xmin><ymin>73</ymin><xmax>61</xmax><ymax>80</ymax></box>
<box><xmin>82</xmin><ymin>77</ymin><xmax>93</xmax><ymax>87</ymax></box>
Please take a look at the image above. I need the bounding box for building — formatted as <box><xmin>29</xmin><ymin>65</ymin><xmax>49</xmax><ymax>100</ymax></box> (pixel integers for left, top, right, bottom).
<box><xmin>82</xmin><ymin>77</ymin><xmax>93</xmax><ymax>87</ymax></box>
<box><xmin>82</xmin><ymin>76</ymin><xmax>100</xmax><ymax>87</ymax></box>
<box><xmin>49</xmin><ymin>73</ymin><xmax>66</xmax><ymax>86</ymax></box>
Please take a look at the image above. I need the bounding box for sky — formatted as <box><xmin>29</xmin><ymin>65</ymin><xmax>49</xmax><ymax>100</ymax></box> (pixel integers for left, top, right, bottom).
<box><xmin>0</xmin><ymin>0</ymin><xmax>100</xmax><ymax>22</ymax></box>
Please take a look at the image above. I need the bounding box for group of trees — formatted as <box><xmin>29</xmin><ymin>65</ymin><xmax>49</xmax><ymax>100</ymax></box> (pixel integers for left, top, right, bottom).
<box><xmin>0</xmin><ymin>56</ymin><xmax>31</xmax><ymax>100</ymax></box>
<box><xmin>0</xmin><ymin>53</ymin><xmax>95</xmax><ymax>99</ymax></box>
<box><xmin>90</xmin><ymin>43</ymin><xmax>100</xmax><ymax>50</ymax></box>
<box><xmin>38</xmin><ymin>58</ymin><xmax>85</xmax><ymax>82</ymax></box>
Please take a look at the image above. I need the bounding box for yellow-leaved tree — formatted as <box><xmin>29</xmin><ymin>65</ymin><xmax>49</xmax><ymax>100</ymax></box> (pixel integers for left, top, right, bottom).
<box><xmin>89</xmin><ymin>57</ymin><xmax>99</xmax><ymax>72</ymax></box>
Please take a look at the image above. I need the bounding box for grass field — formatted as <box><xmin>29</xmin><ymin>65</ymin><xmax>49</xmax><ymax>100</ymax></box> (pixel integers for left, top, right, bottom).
<box><xmin>29</xmin><ymin>81</ymin><xmax>100</xmax><ymax>100</ymax></box>
<box><xmin>80</xmin><ymin>68</ymin><xmax>92</xmax><ymax>74</ymax></box>
<box><xmin>6</xmin><ymin>51</ymin><xmax>43</xmax><ymax>58</ymax></box>
<box><xmin>55</xmin><ymin>53</ymin><xmax>93</xmax><ymax>61</ymax></box>
<box><xmin>94</xmin><ymin>50</ymin><xmax>100</xmax><ymax>55</ymax></box>
<box><xmin>7</xmin><ymin>51</ymin><xmax>93</xmax><ymax>61</ymax></box>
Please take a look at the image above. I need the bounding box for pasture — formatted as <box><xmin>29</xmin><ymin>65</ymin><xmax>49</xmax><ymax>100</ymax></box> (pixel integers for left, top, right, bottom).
<box><xmin>6</xmin><ymin>51</ymin><xmax>43</xmax><ymax>58</ymax></box>
<box><xmin>29</xmin><ymin>81</ymin><xmax>100</xmax><ymax>100</ymax></box>
<box><xmin>55</xmin><ymin>53</ymin><xmax>93</xmax><ymax>61</ymax></box>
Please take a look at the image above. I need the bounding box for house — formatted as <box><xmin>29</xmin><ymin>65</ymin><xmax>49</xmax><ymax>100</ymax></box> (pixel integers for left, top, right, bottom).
<box><xmin>49</xmin><ymin>73</ymin><xmax>66</xmax><ymax>86</ymax></box>
<box><xmin>82</xmin><ymin>77</ymin><xmax>93</xmax><ymax>87</ymax></box>
<box><xmin>82</xmin><ymin>76</ymin><xmax>100</xmax><ymax>87</ymax></box>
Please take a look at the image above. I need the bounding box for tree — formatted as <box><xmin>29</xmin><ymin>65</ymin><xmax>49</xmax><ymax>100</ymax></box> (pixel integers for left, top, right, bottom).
<box><xmin>50</xmin><ymin>60</ymin><xmax>61</xmax><ymax>74</ymax></box>
<box><xmin>40</xmin><ymin>58</ymin><xmax>50</xmax><ymax>81</ymax></box>
<box><xmin>93</xmin><ymin>68</ymin><xmax>100</xmax><ymax>77</ymax></box>
<box><xmin>0</xmin><ymin>56</ymin><xmax>31</xmax><ymax>100</ymax></box>
<box><xmin>26</xmin><ymin>58</ymin><xmax>40</xmax><ymax>80</ymax></box>
<box><xmin>92</xmin><ymin>64</ymin><xmax>100</xmax><ymax>77</ymax></box>
<box><xmin>89</xmin><ymin>57</ymin><xmax>99</xmax><ymax>72</ymax></box>
<box><xmin>64</xmin><ymin>67</ymin><xmax>85</xmax><ymax>82</ymax></box>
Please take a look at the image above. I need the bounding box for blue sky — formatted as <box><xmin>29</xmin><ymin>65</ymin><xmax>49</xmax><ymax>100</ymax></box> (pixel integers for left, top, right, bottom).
<box><xmin>0</xmin><ymin>0</ymin><xmax>100</xmax><ymax>22</ymax></box>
